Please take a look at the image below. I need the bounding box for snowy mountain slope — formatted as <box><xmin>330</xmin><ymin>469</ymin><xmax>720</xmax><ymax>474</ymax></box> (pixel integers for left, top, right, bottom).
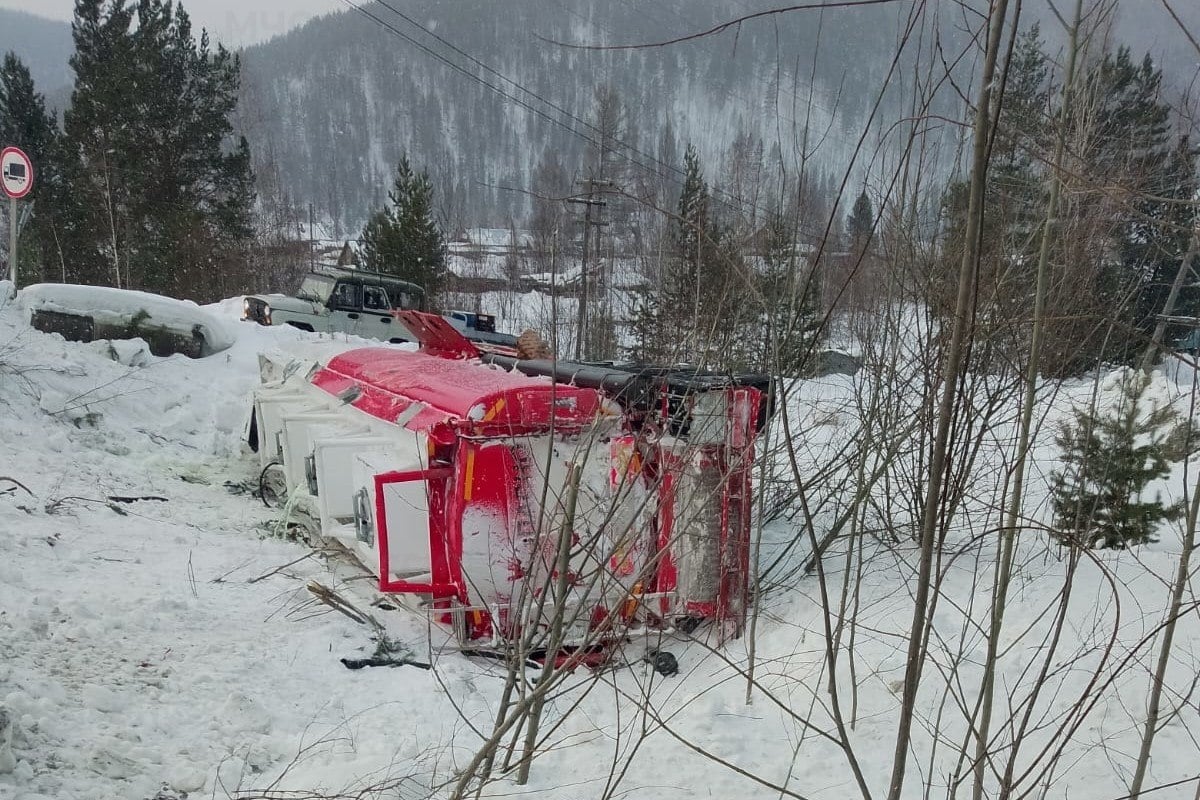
<box><xmin>234</xmin><ymin>0</ymin><xmax>1200</xmax><ymax>236</ymax></box>
<box><xmin>1</xmin><ymin>287</ymin><xmax>1198</xmax><ymax>799</ymax></box>
<box><xmin>237</xmin><ymin>0</ymin><xmax>949</xmax><ymax>235</ymax></box>
<box><xmin>0</xmin><ymin>9</ymin><xmax>73</xmax><ymax>96</ymax></box>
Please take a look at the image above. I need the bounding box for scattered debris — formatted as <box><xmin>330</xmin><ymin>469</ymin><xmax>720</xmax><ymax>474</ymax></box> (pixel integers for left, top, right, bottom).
<box><xmin>340</xmin><ymin>632</ymin><xmax>430</xmax><ymax>670</ymax></box>
<box><xmin>306</xmin><ymin>581</ymin><xmax>380</xmax><ymax>629</ymax></box>
<box><xmin>144</xmin><ymin>784</ymin><xmax>187</xmax><ymax>800</ymax></box>
<box><xmin>247</xmin><ymin>552</ymin><xmax>315</xmax><ymax>584</ymax></box>
<box><xmin>106</xmin><ymin>494</ymin><xmax>168</xmax><ymax>504</ymax></box>
<box><xmin>0</xmin><ymin>477</ymin><xmax>33</xmax><ymax>498</ymax></box>
<box><xmin>643</xmin><ymin>649</ymin><xmax>679</xmax><ymax>677</ymax></box>
<box><xmin>222</xmin><ymin>480</ymin><xmax>256</xmax><ymax>496</ymax></box>
<box><xmin>44</xmin><ymin>496</ymin><xmax>130</xmax><ymax>516</ymax></box>
<box><xmin>340</xmin><ymin>654</ymin><xmax>432</xmax><ymax>671</ymax></box>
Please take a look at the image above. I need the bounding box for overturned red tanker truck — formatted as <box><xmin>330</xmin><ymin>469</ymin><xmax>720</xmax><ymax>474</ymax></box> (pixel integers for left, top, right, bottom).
<box><xmin>250</xmin><ymin>311</ymin><xmax>770</xmax><ymax>650</ymax></box>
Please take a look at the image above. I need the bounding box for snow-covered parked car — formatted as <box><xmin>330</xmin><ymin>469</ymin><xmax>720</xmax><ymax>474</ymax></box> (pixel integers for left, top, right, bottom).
<box><xmin>20</xmin><ymin>283</ymin><xmax>234</xmax><ymax>358</ymax></box>
<box><xmin>241</xmin><ymin>267</ymin><xmax>426</xmax><ymax>343</ymax></box>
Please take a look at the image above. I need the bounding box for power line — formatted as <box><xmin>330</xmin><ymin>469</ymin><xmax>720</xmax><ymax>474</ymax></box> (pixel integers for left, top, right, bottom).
<box><xmin>373</xmin><ymin>0</ymin><xmax>849</xmax><ymax>182</ymax></box>
<box><xmin>339</xmin><ymin>0</ymin><xmax>924</xmax><ymax>239</ymax></box>
<box><xmin>359</xmin><ymin>1</ymin><xmax>740</xmax><ymax>208</ymax></box>
<box><xmin>338</xmin><ymin>1</ymin><xmax>607</xmax><ymax>158</ymax></box>
<box><xmin>342</xmin><ymin>0</ymin><xmax>823</xmax><ymax>226</ymax></box>
<box><xmin>541</xmin><ymin>0</ymin><xmax>907</xmax><ymax>51</ymax></box>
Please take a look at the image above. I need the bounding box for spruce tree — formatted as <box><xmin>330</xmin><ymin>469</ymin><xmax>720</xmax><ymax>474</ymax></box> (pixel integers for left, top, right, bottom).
<box><xmin>1050</xmin><ymin>371</ymin><xmax>1186</xmax><ymax>549</ymax></box>
<box><xmin>360</xmin><ymin>154</ymin><xmax>447</xmax><ymax>298</ymax></box>
<box><xmin>931</xmin><ymin>27</ymin><xmax>1060</xmax><ymax>369</ymax></box>
<box><xmin>846</xmin><ymin>190</ymin><xmax>874</xmax><ymax>257</ymax></box>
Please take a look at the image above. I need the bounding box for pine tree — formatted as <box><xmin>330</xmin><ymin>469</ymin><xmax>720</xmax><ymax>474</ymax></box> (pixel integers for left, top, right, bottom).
<box><xmin>360</xmin><ymin>154</ymin><xmax>447</xmax><ymax>299</ymax></box>
<box><xmin>1081</xmin><ymin>47</ymin><xmax>1195</xmax><ymax>362</ymax></box>
<box><xmin>0</xmin><ymin>52</ymin><xmax>65</xmax><ymax>284</ymax></box>
<box><xmin>1050</xmin><ymin>370</ymin><xmax>1186</xmax><ymax>549</ymax></box>
<box><xmin>994</xmin><ymin>25</ymin><xmax>1051</xmax><ymax>162</ymax></box>
<box><xmin>1125</xmin><ymin>134</ymin><xmax>1199</xmax><ymax>344</ymax></box>
<box><xmin>62</xmin><ymin>0</ymin><xmax>136</xmax><ymax>287</ymax></box>
<box><xmin>673</xmin><ymin>144</ymin><xmax>711</xmax><ymax>272</ymax></box>
<box><xmin>61</xmin><ymin>0</ymin><xmax>255</xmax><ymax>298</ymax></box>
<box><xmin>931</xmin><ymin>27</ymin><xmax>1058</xmax><ymax>368</ymax></box>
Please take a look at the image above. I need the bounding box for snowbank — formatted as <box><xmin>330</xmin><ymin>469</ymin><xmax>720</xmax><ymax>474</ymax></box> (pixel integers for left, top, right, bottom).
<box><xmin>19</xmin><ymin>283</ymin><xmax>237</xmax><ymax>356</ymax></box>
<box><xmin>0</xmin><ymin>288</ymin><xmax>442</xmax><ymax>800</ymax></box>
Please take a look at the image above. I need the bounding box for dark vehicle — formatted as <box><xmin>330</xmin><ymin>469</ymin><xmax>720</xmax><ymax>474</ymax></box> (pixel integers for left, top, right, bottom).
<box><xmin>3</xmin><ymin>161</ymin><xmax>28</xmax><ymax>185</ymax></box>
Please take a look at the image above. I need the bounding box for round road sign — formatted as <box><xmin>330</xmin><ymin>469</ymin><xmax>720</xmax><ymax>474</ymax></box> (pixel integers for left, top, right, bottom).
<box><xmin>1</xmin><ymin>146</ymin><xmax>34</xmax><ymax>200</ymax></box>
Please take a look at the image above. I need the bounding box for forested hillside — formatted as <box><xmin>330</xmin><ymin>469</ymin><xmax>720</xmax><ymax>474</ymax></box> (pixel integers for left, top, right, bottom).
<box><xmin>236</xmin><ymin>0</ymin><xmax>948</xmax><ymax>235</ymax></box>
<box><xmin>0</xmin><ymin>9</ymin><xmax>73</xmax><ymax>100</ymax></box>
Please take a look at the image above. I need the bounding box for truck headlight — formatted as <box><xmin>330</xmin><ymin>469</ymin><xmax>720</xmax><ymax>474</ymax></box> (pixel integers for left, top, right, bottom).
<box><xmin>263</xmin><ymin>305</ymin><xmax>272</xmax><ymax>325</ymax></box>
<box><xmin>242</xmin><ymin>298</ymin><xmax>251</xmax><ymax>320</ymax></box>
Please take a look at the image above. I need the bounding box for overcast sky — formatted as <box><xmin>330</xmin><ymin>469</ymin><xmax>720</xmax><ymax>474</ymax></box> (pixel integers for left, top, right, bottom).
<box><xmin>0</xmin><ymin>0</ymin><xmax>343</xmax><ymax>47</ymax></box>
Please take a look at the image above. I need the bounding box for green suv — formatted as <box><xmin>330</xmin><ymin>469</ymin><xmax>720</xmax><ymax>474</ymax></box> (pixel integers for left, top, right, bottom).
<box><xmin>242</xmin><ymin>267</ymin><xmax>425</xmax><ymax>342</ymax></box>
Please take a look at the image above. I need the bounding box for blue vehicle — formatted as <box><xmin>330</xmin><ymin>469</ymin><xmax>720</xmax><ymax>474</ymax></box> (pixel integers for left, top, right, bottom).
<box><xmin>1175</xmin><ymin>328</ymin><xmax>1200</xmax><ymax>355</ymax></box>
<box><xmin>443</xmin><ymin>309</ymin><xmax>518</xmax><ymax>351</ymax></box>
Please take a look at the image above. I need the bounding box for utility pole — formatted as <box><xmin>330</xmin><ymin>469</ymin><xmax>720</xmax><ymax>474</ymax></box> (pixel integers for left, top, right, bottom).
<box><xmin>566</xmin><ymin>179</ymin><xmax>611</xmax><ymax>360</ymax></box>
<box><xmin>308</xmin><ymin>203</ymin><xmax>316</xmax><ymax>271</ymax></box>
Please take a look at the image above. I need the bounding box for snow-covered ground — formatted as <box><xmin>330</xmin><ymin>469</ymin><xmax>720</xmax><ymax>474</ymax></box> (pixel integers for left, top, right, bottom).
<box><xmin>2</xmin><ymin>286</ymin><xmax>1198</xmax><ymax>800</ymax></box>
<box><xmin>0</xmin><ymin>291</ymin><xmax>443</xmax><ymax>800</ymax></box>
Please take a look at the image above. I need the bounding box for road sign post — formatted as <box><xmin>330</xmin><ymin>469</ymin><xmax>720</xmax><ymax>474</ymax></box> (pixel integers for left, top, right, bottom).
<box><xmin>8</xmin><ymin>196</ymin><xmax>14</xmax><ymax>287</ymax></box>
<box><xmin>2</xmin><ymin>146</ymin><xmax>35</xmax><ymax>286</ymax></box>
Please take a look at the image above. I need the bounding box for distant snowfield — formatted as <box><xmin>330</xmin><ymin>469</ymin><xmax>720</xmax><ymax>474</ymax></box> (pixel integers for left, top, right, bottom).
<box><xmin>1</xmin><ymin>286</ymin><xmax>1198</xmax><ymax>800</ymax></box>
